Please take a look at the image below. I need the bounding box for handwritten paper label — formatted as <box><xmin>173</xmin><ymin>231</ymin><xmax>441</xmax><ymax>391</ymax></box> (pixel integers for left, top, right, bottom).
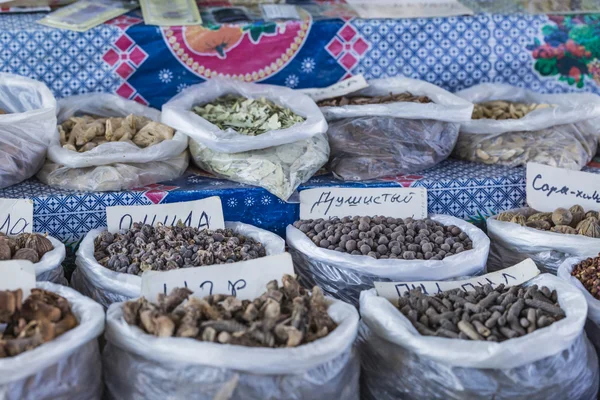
<box><xmin>526</xmin><ymin>162</ymin><xmax>600</xmax><ymax>212</ymax></box>
<box><xmin>0</xmin><ymin>260</ymin><xmax>36</xmax><ymax>300</ymax></box>
<box><xmin>106</xmin><ymin>197</ymin><xmax>225</xmax><ymax>233</ymax></box>
<box><xmin>298</xmin><ymin>75</ymin><xmax>369</xmax><ymax>103</ymax></box>
<box><xmin>346</xmin><ymin>0</ymin><xmax>473</xmax><ymax>19</ymax></box>
<box><xmin>0</xmin><ymin>198</ymin><xmax>33</xmax><ymax>235</ymax></box>
<box><xmin>261</xmin><ymin>4</ymin><xmax>300</xmax><ymax>20</ymax></box>
<box><xmin>141</xmin><ymin>253</ymin><xmax>294</xmax><ymax>301</ymax></box>
<box><xmin>300</xmin><ymin>187</ymin><xmax>427</xmax><ymax>220</ymax></box>
<box><xmin>375</xmin><ymin>258</ymin><xmax>540</xmax><ymax>300</ymax></box>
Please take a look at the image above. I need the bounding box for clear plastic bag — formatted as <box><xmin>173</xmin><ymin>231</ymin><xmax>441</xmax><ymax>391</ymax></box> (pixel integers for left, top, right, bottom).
<box><xmin>38</xmin><ymin>93</ymin><xmax>189</xmax><ymax>191</ymax></box>
<box><xmin>0</xmin><ymin>73</ymin><xmax>57</xmax><ymax>189</ymax></box>
<box><xmin>454</xmin><ymin>84</ymin><xmax>600</xmax><ymax>170</ymax></box>
<box><xmin>357</xmin><ymin>274</ymin><xmax>599</xmax><ymax>400</ymax></box>
<box><xmin>286</xmin><ymin>215</ymin><xmax>490</xmax><ymax>306</ymax></box>
<box><xmin>0</xmin><ymin>282</ymin><xmax>105</xmax><ymax>400</ymax></box>
<box><xmin>72</xmin><ymin>221</ymin><xmax>286</xmax><ymax>308</ymax></box>
<box><xmin>487</xmin><ymin>208</ymin><xmax>600</xmax><ymax>274</ymax></box>
<box><xmin>189</xmin><ymin>133</ymin><xmax>329</xmax><ymax>201</ymax></box>
<box><xmin>103</xmin><ymin>295</ymin><xmax>359</xmax><ymax>400</ymax></box>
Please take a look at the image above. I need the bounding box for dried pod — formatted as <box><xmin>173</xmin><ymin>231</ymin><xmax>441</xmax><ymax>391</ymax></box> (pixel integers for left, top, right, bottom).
<box><xmin>569</xmin><ymin>205</ymin><xmax>584</xmax><ymax>214</ymax></box>
<box><xmin>576</xmin><ymin>217</ymin><xmax>600</xmax><ymax>238</ymax></box>
<box><xmin>525</xmin><ymin>220</ymin><xmax>551</xmax><ymax>231</ymax></box>
<box><xmin>13</xmin><ymin>248</ymin><xmax>39</xmax><ymax>263</ymax></box>
<box><xmin>510</xmin><ymin>214</ymin><xmax>527</xmax><ymax>226</ymax></box>
<box><xmin>496</xmin><ymin>211</ymin><xmax>516</xmax><ymax>222</ymax></box>
<box><xmin>23</xmin><ymin>234</ymin><xmax>53</xmax><ymax>258</ymax></box>
<box><xmin>585</xmin><ymin>210</ymin><xmax>599</xmax><ymax>220</ymax></box>
<box><xmin>526</xmin><ymin>212</ymin><xmax>552</xmax><ymax>224</ymax></box>
<box><xmin>550</xmin><ymin>225</ymin><xmax>578</xmax><ymax>235</ymax></box>
<box><xmin>552</xmin><ymin>208</ymin><xmax>572</xmax><ymax>226</ymax></box>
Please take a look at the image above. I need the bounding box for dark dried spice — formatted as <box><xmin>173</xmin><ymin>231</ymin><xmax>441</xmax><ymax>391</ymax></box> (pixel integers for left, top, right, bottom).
<box><xmin>572</xmin><ymin>253</ymin><xmax>600</xmax><ymax>300</ymax></box>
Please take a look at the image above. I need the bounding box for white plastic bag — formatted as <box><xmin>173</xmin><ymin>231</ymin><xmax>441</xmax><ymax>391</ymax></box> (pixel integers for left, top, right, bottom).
<box><xmin>0</xmin><ymin>282</ymin><xmax>105</xmax><ymax>400</ymax></box>
<box><xmin>72</xmin><ymin>221</ymin><xmax>286</xmax><ymax>308</ymax></box>
<box><xmin>358</xmin><ymin>274</ymin><xmax>599</xmax><ymax>400</ymax></box>
<box><xmin>286</xmin><ymin>215</ymin><xmax>490</xmax><ymax>306</ymax></box>
<box><xmin>37</xmin><ymin>93</ymin><xmax>189</xmax><ymax>191</ymax></box>
<box><xmin>0</xmin><ymin>73</ymin><xmax>57</xmax><ymax>189</ymax></box>
<box><xmin>162</xmin><ymin>78</ymin><xmax>328</xmax><ymax>153</ymax></box>
<box><xmin>487</xmin><ymin>207</ymin><xmax>600</xmax><ymax>274</ymax></box>
<box><xmin>103</xmin><ymin>294</ymin><xmax>359</xmax><ymax>400</ymax></box>
<box><xmin>454</xmin><ymin>83</ymin><xmax>600</xmax><ymax>169</ymax></box>
<box><xmin>31</xmin><ymin>235</ymin><xmax>66</xmax><ymax>284</ymax></box>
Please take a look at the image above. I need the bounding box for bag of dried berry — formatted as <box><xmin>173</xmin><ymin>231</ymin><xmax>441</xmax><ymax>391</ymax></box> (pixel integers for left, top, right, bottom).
<box><xmin>454</xmin><ymin>83</ymin><xmax>600</xmax><ymax>170</ymax></box>
<box><xmin>358</xmin><ymin>274</ymin><xmax>599</xmax><ymax>400</ymax></box>
<box><xmin>286</xmin><ymin>215</ymin><xmax>490</xmax><ymax>306</ymax></box>
<box><xmin>0</xmin><ymin>282</ymin><xmax>105</xmax><ymax>400</ymax></box>
<box><xmin>317</xmin><ymin>77</ymin><xmax>473</xmax><ymax>181</ymax></box>
<box><xmin>162</xmin><ymin>79</ymin><xmax>329</xmax><ymax>201</ymax></box>
<box><xmin>103</xmin><ymin>277</ymin><xmax>359</xmax><ymax>400</ymax></box>
<box><xmin>72</xmin><ymin>222</ymin><xmax>286</xmax><ymax>308</ymax></box>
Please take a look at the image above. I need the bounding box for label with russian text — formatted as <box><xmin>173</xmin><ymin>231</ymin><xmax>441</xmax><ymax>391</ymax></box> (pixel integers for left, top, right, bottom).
<box><xmin>0</xmin><ymin>198</ymin><xmax>33</xmax><ymax>235</ymax></box>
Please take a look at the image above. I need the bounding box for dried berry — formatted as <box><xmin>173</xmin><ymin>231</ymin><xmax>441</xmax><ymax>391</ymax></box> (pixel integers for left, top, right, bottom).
<box><xmin>572</xmin><ymin>254</ymin><xmax>600</xmax><ymax>299</ymax></box>
<box><xmin>122</xmin><ymin>274</ymin><xmax>336</xmax><ymax>348</ymax></box>
<box><xmin>552</xmin><ymin>208</ymin><xmax>572</xmax><ymax>226</ymax></box>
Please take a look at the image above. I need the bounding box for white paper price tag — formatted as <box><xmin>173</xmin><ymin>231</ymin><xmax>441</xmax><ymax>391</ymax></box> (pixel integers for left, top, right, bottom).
<box><xmin>0</xmin><ymin>198</ymin><xmax>33</xmax><ymax>235</ymax></box>
<box><xmin>375</xmin><ymin>258</ymin><xmax>540</xmax><ymax>300</ymax></box>
<box><xmin>300</xmin><ymin>187</ymin><xmax>427</xmax><ymax>220</ymax></box>
<box><xmin>106</xmin><ymin>197</ymin><xmax>225</xmax><ymax>233</ymax></box>
<box><xmin>298</xmin><ymin>75</ymin><xmax>369</xmax><ymax>102</ymax></box>
<box><xmin>141</xmin><ymin>253</ymin><xmax>295</xmax><ymax>301</ymax></box>
<box><xmin>346</xmin><ymin>0</ymin><xmax>473</xmax><ymax>19</ymax></box>
<box><xmin>0</xmin><ymin>260</ymin><xmax>36</xmax><ymax>300</ymax></box>
<box><xmin>526</xmin><ymin>162</ymin><xmax>600</xmax><ymax>212</ymax></box>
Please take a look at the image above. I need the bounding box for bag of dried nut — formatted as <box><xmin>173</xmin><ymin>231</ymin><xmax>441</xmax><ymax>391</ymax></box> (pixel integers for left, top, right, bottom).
<box><xmin>0</xmin><ymin>73</ymin><xmax>56</xmax><ymax>189</ymax></box>
<box><xmin>0</xmin><ymin>282</ymin><xmax>105</xmax><ymax>400</ymax></box>
<box><xmin>358</xmin><ymin>274</ymin><xmax>599</xmax><ymax>400</ymax></box>
<box><xmin>36</xmin><ymin>93</ymin><xmax>190</xmax><ymax>191</ymax></box>
<box><xmin>286</xmin><ymin>214</ymin><xmax>490</xmax><ymax>306</ymax></box>
<box><xmin>317</xmin><ymin>77</ymin><xmax>473</xmax><ymax>180</ymax></box>
<box><xmin>454</xmin><ymin>83</ymin><xmax>600</xmax><ymax>170</ymax></box>
<box><xmin>72</xmin><ymin>221</ymin><xmax>286</xmax><ymax>309</ymax></box>
<box><xmin>487</xmin><ymin>207</ymin><xmax>600</xmax><ymax>274</ymax></box>
<box><xmin>103</xmin><ymin>275</ymin><xmax>359</xmax><ymax>400</ymax></box>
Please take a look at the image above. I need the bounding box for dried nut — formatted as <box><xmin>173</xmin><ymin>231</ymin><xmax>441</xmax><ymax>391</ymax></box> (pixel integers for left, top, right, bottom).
<box><xmin>13</xmin><ymin>248</ymin><xmax>39</xmax><ymax>263</ymax></box>
<box><xmin>525</xmin><ymin>220</ymin><xmax>551</xmax><ymax>230</ymax></box>
<box><xmin>585</xmin><ymin>211</ymin><xmax>599</xmax><ymax>220</ymax></box>
<box><xmin>510</xmin><ymin>214</ymin><xmax>526</xmax><ymax>226</ymax></box>
<box><xmin>0</xmin><ymin>239</ymin><xmax>11</xmax><ymax>260</ymax></box>
<box><xmin>576</xmin><ymin>217</ymin><xmax>600</xmax><ymax>238</ymax></box>
<box><xmin>550</xmin><ymin>225</ymin><xmax>578</xmax><ymax>235</ymax></box>
<box><xmin>527</xmin><ymin>212</ymin><xmax>552</xmax><ymax>223</ymax></box>
<box><xmin>497</xmin><ymin>211</ymin><xmax>516</xmax><ymax>222</ymax></box>
<box><xmin>552</xmin><ymin>208</ymin><xmax>572</xmax><ymax>226</ymax></box>
<box><xmin>23</xmin><ymin>234</ymin><xmax>53</xmax><ymax>258</ymax></box>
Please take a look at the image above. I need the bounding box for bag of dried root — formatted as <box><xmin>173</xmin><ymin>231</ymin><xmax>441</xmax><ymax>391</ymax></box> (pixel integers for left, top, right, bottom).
<box><xmin>318</xmin><ymin>77</ymin><xmax>473</xmax><ymax>181</ymax></box>
<box><xmin>37</xmin><ymin>93</ymin><xmax>189</xmax><ymax>191</ymax></box>
<box><xmin>454</xmin><ymin>83</ymin><xmax>600</xmax><ymax>170</ymax></box>
<box><xmin>487</xmin><ymin>207</ymin><xmax>600</xmax><ymax>274</ymax></box>
<box><xmin>72</xmin><ymin>221</ymin><xmax>286</xmax><ymax>308</ymax></box>
<box><xmin>286</xmin><ymin>214</ymin><xmax>490</xmax><ymax>306</ymax></box>
<box><xmin>0</xmin><ymin>73</ymin><xmax>56</xmax><ymax>189</ymax></box>
<box><xmin>0</xmin><ymin>282</ymin><xmax>105</xmax><ymax>400</ymax></box>
<box><xmin>358</xmin><ymin>274</ymin><xmax>599</xmax><ymax>400</ymax></box>
<box><xmin>103</xmin><ymin>276</ymin><xmax>360</xmax><ymax>400</ymax></box>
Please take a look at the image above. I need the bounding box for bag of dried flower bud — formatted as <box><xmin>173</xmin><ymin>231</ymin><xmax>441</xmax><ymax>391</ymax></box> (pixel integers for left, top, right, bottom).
<box><xmin>358</xmin><ymin>274</ymin><xmax>599</xmax><ymax>400</ymax></box>
<box><xmin>286</xmin><ymin>215</ymin><xmax>490</xmax><ymax>306</ymax></box>
<box><xmin>72</xmin><ymin>222</ymin><xmax>286</xmax><ymax>309</ymax></box>
<box><xmin>0</xmin><ymin>73</ymin><xmax>57</xmax><ymax>189</ymax></box>
<box><xmin>317</xmin><ymin>77</ymin><xmax>473</xmax><ymax>180</ymax></box>
<box><xmin>454</xmin><ymin>83</ymin><xmax>600</xmax><ymax>170</ymax></box>
<box><xmin>487</xmin><ymin>207</ymin><xmax>600</xmax><ymax>274</ymax></box>
<box><xmin>103</xmin><ymin>292</ymin><xmax>359</xmax><ymax>400</ymax></box>
<box><xmin>37</xmin><ymin>93</ymin><xmax>189</xmax><ymax>191</ymax></box>
<box><xmin>0</xmin><ymin>282</ymin><xmax>105</xmax><ymax>400</ymax></box>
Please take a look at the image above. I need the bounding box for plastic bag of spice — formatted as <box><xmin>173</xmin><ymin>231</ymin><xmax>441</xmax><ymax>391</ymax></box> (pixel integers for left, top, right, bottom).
<box><xmin>0</xmin><ymin>73</ymin><xmax>56</xmax><ymax>189</ymax></box>
<box><xmin>357</xmin><ymin>274</ymin><xmax>599</xmax><ymax>400</ymax></box>
<box><xmin>286</xmin><ymin>215</ymin><xmax>490</xmax><ymax>306</ymax></box>
<box><xmin>37</xmin><ymin>93</ymin><xmax>189</xmax><ymax>191</ymax></box>
<box><xmin>487</xmin><ymin>207</ymin><xmax>600</xmax><ymax>274</ymax></box>
<box><xmin>454</xmin><ymin>83</ymin><xmax>600</xmax><ymax>170</ymax></box>
<box><xmin>103</xmin><ymin>292</ymin><xmax>359</xmax><ymax>400</ymax></box>
<box><xmin>72</xmin><ymin>222</ymin><xmax>286</xmax><ymax>308</ymax></box>
<box><xmin>318</xmin><ymin>77</ymin><xmax>472</xmax><ymax>181</ymax></box>
<box><xmin>0</xmin><ymin>282</ymin><xmax>105</xmax><ymax>400</ymax></box>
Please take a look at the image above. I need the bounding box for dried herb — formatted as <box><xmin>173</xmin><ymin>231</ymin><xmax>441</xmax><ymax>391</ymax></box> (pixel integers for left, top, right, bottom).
<box><xmin>192</xmin><ymin>94</ymin><xmax>305</xmax><ymax>136</ymax></box>
<box><xmin>317</xmin><ymin>91</ymin><xmax>432</xmax><ymax>107</ymax></box>
<box><xmin>122</xmin><ymin>274</ymin><xmax>337</xmax><ymax>348</ymax></box>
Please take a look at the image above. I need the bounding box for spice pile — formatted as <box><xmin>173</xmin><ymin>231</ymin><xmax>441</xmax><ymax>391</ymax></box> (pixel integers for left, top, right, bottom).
<box><xmin>497</xmin><ymin>206</ymin><xmax>600</xmax><ymax>237</ymax></box>
<box><xmin>293</xmin><ymin>216</ymin><xmax>472</xmax><ymax>260</ymax></box>
<box><xmin>122</xmin><ymin>274</ymin><xmax>336</xmax><ymax>348</ymax></box>
<box><xmin>193</xmin><ymin>94</ymin><xmax>305</xmax><ymax>136</ymax></box>
<box><xmin>396</xmin><ymin>283</ymin><xmax>564</xmax><ymax>342</ymax></box>
<box><xmin>59</xmin><ymin>114</ymin><xmax>174</xmax><ymax>152</ymax></box>
<box><xmin>472</xmin><ymin>100</ymin><xmax>553</xmax><ymax>120</ymax></box>
<box><xmin>571</xmin><ymin>254</ymin><xmax>600</xmax><ymax>299</ymax></box>
<box><xmin>94</xmin><ymin>223</ymin><xmax>267</xmax><ymax>275</ymax></box>
<box><xmin>0</xmin><ymin>233</ymin><xmax>54</xmax><ymax>263</ymax></box>
<box><xmin>0</xmin><ymin>288</ymin><xmax>78</xmax><ymax>357</ymax></box>
<box><xmin>317</xmin><ymin>91</ymin><xmax>432</xmax><ymax>107</ymax></box>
